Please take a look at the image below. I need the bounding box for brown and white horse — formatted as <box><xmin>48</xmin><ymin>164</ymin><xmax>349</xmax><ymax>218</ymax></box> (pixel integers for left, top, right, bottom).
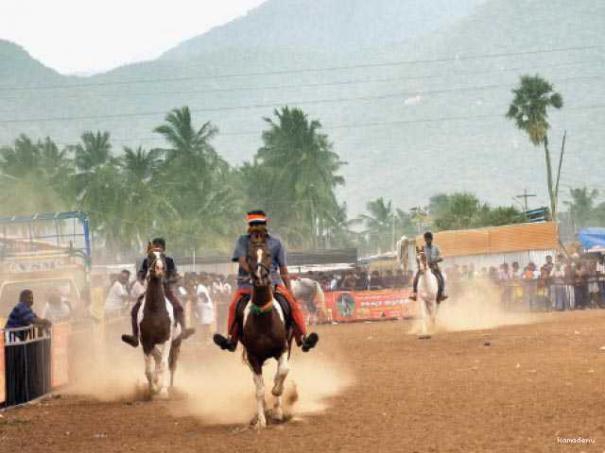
<box><xmin>137</xmin><ymin>249</ymin><xmax>181</xmax><ymax>398</ymax></box>
<box><xmin>241</xmin><ymin>240</ymin><xmax>292</xmax><ymax>430</ymax></box>
<box><xmin>416</xmin><ymin>246</ymin><xmax>439</xmax><ymax>339</ymax></box>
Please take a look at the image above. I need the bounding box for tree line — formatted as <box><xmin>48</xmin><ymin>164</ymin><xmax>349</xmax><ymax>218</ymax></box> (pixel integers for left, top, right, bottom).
<box><xmin>0</xmin><ymin>78</ymin><xmax>593</xmax><ymax>258</ymax></box>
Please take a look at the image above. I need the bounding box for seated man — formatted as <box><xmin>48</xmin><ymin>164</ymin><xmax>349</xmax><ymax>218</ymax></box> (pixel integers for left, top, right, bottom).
<box><xmin>213</xmin><ymin>210</ymin><xmax>318</xmax><ymax>352</ymax></box>
<box><xmin>121</xmin><ymin>237</ymin><xmax>195</xmax><ymax>347</ymax></box>
<box><xmin>410</xmin><ymin>231</ymin><xmax>448</xmax><ymax>302</ymax></box>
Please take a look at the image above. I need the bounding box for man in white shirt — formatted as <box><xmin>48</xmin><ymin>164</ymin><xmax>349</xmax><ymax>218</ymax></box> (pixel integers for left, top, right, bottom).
<box><xmin>105</xmin><ymin>270</ymin><xmax>130</xmax><ymax>314</ymax></box>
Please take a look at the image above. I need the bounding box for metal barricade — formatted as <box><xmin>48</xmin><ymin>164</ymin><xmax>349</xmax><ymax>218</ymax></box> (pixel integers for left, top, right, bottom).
<box><xmin>4</xmin><ymin>325</ymin><xmax>52</xmax><ymax>407</ymax></box>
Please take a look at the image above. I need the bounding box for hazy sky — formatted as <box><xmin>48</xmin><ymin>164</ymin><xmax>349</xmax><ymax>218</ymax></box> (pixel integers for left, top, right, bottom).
<box><xmin>0</xmin><ymin>0</ymin><xmax>267</xmax><ymax>74</ymax></box>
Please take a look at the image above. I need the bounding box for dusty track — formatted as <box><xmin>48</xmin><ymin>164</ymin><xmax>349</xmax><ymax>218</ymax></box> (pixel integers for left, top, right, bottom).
<box><xmin>2</xmin><ymin>310</ymin><xmax>605</xmax><ymax>452</ymax></box>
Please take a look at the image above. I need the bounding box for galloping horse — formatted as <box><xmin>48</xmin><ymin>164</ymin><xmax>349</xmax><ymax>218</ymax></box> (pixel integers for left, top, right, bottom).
<box><xmin>292</xmin><ymin>277</ymin><xmax>327</xmax><ymax>325</ymax></box>
<box><xmin>137</xmin><ymin>248</ymin><xmax>182</xmax><ymax>397</ymax></box>
<box><xmin>415</xmin><ymin>246</ymin><xmax>439</xmax><ymax>339</ymax></box>
<box><xmin>240</xmin><ymin>239</ymin><xmax>292</xmax><ymax>430</ymax></box>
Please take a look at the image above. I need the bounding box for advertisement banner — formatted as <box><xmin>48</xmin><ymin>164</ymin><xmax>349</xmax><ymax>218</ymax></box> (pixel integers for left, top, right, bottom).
<box><xmin>324</xmin><ymin>289</ymin><xmax>417</xmax><ymax>322</ymax></box>
<box><xmin>51</xmin><ymin>322</ymin><xmax>71</xmax><ymax>388</ymax></box>
<box><xmin>0</xmin><ymin>330</ymin><xmax>4</xmax><ymax>404</ymax></box>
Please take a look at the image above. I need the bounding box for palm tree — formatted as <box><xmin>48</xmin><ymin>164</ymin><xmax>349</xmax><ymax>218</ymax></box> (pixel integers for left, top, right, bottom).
<box><xmin>154</xmin><ymin>106</ymin><xmax>219</xmax><ymax>172</ymax></box>
<box><xmin>252</xmin><ymin>106</ymin><xmax>345</xmax><ymax>248</ymax></box>
<box><xmin>0</xmin><ymin>135</ymin><xmax>73</xmax><ymax>214</ymax></box>
<box><xmin>506</xmin><ymin>75</ymin><xmax>563</xmax><ymax>219</ymax></box>
<box><xmin>564</xmin><ymin>187</ymin><xmax>599</xmax><ymax>231</ymax></box>
<box><xmin>360</xmin><ymin>197</ymin><xmax>394</xmax><ymax>253</ymax></box>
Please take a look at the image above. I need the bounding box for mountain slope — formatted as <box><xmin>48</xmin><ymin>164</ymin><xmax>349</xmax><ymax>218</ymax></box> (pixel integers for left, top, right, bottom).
<box><xmin>0</xmin><ymin>0</ymin><xmax>603</xmax><ymax>217</ymax></box>
<box><xmin>162</xmin><ymin>0</ymin><xmax>484</xmax><ymax>59</ymax></box>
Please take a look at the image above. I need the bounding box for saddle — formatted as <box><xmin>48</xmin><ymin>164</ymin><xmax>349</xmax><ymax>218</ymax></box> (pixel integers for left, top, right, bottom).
<box><xmin>235</xmin><ymin>291</ymin><xmax>292</xmax><ymax>332</ymax></box>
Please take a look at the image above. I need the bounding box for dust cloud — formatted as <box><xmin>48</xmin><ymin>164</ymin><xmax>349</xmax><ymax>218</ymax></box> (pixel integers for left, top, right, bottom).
<box><xmin>411</xmin><ymin>280</ymin><xmax>537</xmax><ymax>334</ymax></box>
<box><xmin>65</xmin><ymin>320</ymin><xmax>354</xmax><ymax>425</ymax></box>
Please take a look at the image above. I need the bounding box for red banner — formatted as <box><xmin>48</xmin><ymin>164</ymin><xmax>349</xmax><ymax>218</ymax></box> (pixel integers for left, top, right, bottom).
<box><xmin>51</xmin><ymin>322</ymin><xmax>71</xmax><ymax>388</ymax></box>
<box><xmin>324</xmin><ymin>289</ymin><xmax>417</xmax><ymax>322</ymax></box>
<box><xmin>0</xmin><ymin>330</ymin><xmax>4</xmax><ymax>404</ymax></box>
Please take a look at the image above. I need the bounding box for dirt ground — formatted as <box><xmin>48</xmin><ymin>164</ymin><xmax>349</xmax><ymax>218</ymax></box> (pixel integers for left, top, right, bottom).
<box><xmin>2</xmin><ymin>310</ymin><xmax>605</xmax><ymax>453</ymax></box>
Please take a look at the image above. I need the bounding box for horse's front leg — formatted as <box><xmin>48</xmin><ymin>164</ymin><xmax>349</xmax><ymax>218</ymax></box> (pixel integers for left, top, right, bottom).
<box><xmin>156</xmin><ymin>341</ymin><xmax>171</xmax><ymax>398</ymax></box>
<box><xmin>271</xmin><ymin>352</ymin><xmax>290</xmax><ymax>421</ymax></box>
<box><xmin>144</xmin><ymin>353</ymin><xmax>155</xmax><ymax>394</ymax></box>
<box><xmin>250</xmin><ymin>364</ymin><xmax>267</xmax><ymax>430</ymax></box>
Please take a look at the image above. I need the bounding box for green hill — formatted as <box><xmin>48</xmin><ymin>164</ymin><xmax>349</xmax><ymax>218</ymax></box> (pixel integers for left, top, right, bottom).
<box><xmin>0</xmin><ymin>0</ymin><xmax>603</xmax><ymax>215</ymax></box>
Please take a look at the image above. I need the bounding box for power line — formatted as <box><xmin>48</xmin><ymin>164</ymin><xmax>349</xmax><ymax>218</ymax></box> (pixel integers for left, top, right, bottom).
<box><xmin>0</xmin><ymin>44</ymin><xmax>601</xmax><ymax>93</ymax></box>
<box><xmin>28</xmin><ymin>102</ymin><xmax>605</xmax><ymax>147</ymax></box>
<box><xmin>0</xmin><ymin>59</ymin><xmax>594</xmax><ymax>103</ymax></box>
<box><xmin>1</xmin><ymin>73</ymin><xmax>602</xmax><ymax>125</ymax></box>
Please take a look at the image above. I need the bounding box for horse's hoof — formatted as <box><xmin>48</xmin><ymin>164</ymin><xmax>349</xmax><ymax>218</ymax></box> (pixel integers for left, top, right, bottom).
<box><xmin>251</xmin><ymin>415</ymin><xmax>266</xmax><ymax>431</ymax></box>
<box><xmin>271</xmin><ymin>408</ymin><xmax>284</xmax><ymax>422</ymax></box>
<box><xmin>157</xmin><ymin>388</ymin><xmax>170</xmax><ymax>400</ymax></box>
<box><xmin>271</xmin><ymin>383</ymin><xmax>284</xmax><ymax>397</ymax></box>
<box><xmin>418</xmin><ymin>334</ymin><xmax>432</xmax><ymax>340</ymax></box>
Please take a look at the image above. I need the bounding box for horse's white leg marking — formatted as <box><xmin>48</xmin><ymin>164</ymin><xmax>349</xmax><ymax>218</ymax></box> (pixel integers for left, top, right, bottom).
<box><xmin>144</xmin><ymin>353</ymin><xmax>154</xmax><ymax>393</ymax></box>
<box><xmin>272</xmin><ymin>353</ymin><xmax>290</xmax><ymax>421</ymax></box>
<box><xmin>253</xmin><ymin>372</ymin><xmax>267</xmax><ymax>429</ymax></box>
<box><xmin>155</xmin><ymin>341</ymin><xmax>171</xmax><ymax>398</ymax></box>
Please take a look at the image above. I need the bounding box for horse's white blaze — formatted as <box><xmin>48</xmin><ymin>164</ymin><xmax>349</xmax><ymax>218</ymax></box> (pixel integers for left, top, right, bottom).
<box><xmin>253</xmin><ymin>373</ymin><xmax>267</xmax><ymax>429</ymax></box>
<box><xmin>256</xmin><ymin>248</ymin><xmax>263</xmax><ymax>280</ymax></box>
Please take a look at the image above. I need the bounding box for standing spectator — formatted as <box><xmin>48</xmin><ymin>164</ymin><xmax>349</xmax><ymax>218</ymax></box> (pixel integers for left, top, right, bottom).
<box><xmin>574</xmin><ymin>263</ymin><xmax>589</xmax><ymax>310</ymax></box>
<box><xmin>511</xmin><ymin>262</ymin><xmax>523</xmax><ymax>305</ymax></box>
<box><xmin>586</xmin><ymin>261</ymin><xmax>600</xmax><ymax>308</ymax></box>
<box><xmin>522</xmin><ymin>263</ymin><xmax>539</xmax><ymax>311</ymax></box>
<box><xmin>597</xmin><ymin>256</ymin><xmax>605</xmax><ymax>307</ymax></box>
<box><xmin>368</xmin><ymin>270</ymin><xmax>384</xmax><ymax>290</ymax></box>
<box><xmin>42</xmin><ymin>289</ymin><xmax>72</xmax><ymax>322</ymax></box>
<box><xmin>551</xmin><ymin>263</ymin><xmax>567</xmax><ymax>311</ymax></box>
<box><xmin>5</xmin><ymin>290</ymin><xmax>52</xmax><ymax>333</ymax></box>
<box><xmin>564</xmin><ymin>261</ymin><xmax>576</xmax><ymax>310</ymax></box>
<box><xmin>105</xmin><ymin>270</ymin><xmax>131</xmax><ymax>315</ymax></box>
<box><xmin>194</xmin><ymin>277</ymin><xmax>215</xmax><ymax>344</ymax></box>
<box><xmin>499</xmin><ymin>263</ymin><xmax>512</xmax><ymax>308</ymax></box>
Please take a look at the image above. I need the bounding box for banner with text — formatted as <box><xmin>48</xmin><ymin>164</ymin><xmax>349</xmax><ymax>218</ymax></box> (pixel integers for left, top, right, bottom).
<box><xmin>324</xmin><ymin>289</ymin><xmax>417</xmax><ymax>322</ymax></box>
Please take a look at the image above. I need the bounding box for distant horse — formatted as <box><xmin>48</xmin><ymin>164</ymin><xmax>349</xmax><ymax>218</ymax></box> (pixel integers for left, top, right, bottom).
<box><xmin>239</xmin><ymin>240</ymin><xmax>292</xmax><ymax>430</ymax></box>
<box><xmin>137</xmin><ymin>248</ymin><xmax>182</xmax><ymax>397</ymax></box>
<box><xmin>416</xmin><ymin>246</ymin><xmax>439</xmax><ymax>339</ymax></box>
<box><xmin>292</xmin><ymin>277</ymin><xmax>327</xmax><ymax>325</ymax></box>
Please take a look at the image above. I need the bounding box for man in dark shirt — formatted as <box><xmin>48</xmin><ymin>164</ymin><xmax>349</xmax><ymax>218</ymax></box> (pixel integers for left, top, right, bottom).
<box><xmin>121</xmin><ymin>237</ymin><xmax>194</xmax><ymax>347</ymax></box>
<box><xmin>5</xmin><ymin>289</ymin><xmax>51</xmax><ymax>330</ymax></box>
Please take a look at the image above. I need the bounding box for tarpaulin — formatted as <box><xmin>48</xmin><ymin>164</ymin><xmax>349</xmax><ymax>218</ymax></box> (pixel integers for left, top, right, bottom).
<box><xmin>579</xmin><ymin>228</ymin><xmax>605</xmax><ymax>251</ymax></box>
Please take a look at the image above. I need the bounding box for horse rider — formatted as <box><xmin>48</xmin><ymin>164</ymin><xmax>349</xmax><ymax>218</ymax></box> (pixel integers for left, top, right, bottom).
<box><xmin>409</xmin><ymin>231</ymin><xmax>448</xmax><ymax>302</ymax></box>
<box><xmin>121</xmin><ymin>237</ymin><xmax>195</xmax><ymax>347</ymax></box>
<box><xmin>213</xmin><ymin>210</ymin><xmax>319</xmax><ymax>353</ymax></box>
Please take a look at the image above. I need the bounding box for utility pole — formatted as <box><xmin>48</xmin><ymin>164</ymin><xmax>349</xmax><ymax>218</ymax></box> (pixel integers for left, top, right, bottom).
<box><xmin>516</xmin><ymin>189</ymin><xmax>536</xmax><ymax>213</ymax></box>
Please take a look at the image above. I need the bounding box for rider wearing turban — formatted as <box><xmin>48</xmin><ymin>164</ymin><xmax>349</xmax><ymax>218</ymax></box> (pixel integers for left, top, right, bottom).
<box><xmin>213</xmin><ymin>210</ymin><xmax>318</xmax><ymax>352</ymax></box>
<box><xmin>410</xmin><ymin>231</ymin><xmax>448</xmax><ymax>302</ymax></box>
<box><xmin>121</xmin><ymin>237</ymin><xmax>195</xmax><ymax>347</ymax></box>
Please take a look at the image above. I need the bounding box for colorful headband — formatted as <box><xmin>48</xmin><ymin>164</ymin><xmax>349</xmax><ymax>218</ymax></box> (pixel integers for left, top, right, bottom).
<box><xmin>247</xmin><ymin>213</ymin><xmax>267</xmax><ymax>223</ymax></box>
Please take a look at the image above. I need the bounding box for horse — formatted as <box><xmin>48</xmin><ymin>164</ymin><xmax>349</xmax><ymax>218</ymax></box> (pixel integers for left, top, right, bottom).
<box><xmin>240</xmin><ymin>239</ymin><xmax>292</xmax><ymax>430</ymax></box>
<box><xmin>137</xmin><ymin>248</ymin><xmax>182</xmax><ymax>398</ymax></box>
<box><xmin>291</xmin><ymin>277</ymin><xmax>327</xmax><ymax>325</ymax></box>
<box><xmin>415</xmin><ymin>246</ymin><xmax>439</xmax><ymax>339</ymax></box>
